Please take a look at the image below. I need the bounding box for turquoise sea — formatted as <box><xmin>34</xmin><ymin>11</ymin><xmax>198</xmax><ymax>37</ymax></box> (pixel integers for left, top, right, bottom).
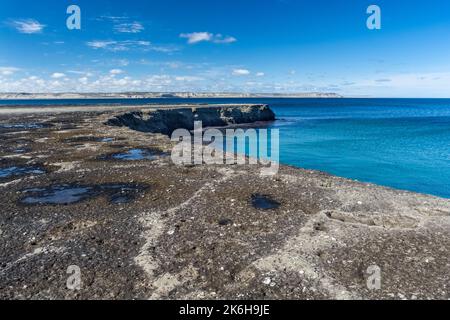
<box><xmin>268</xmin><ymin>98</ymin><xmax>450</xmax><ymax>199</ymax></box>
<box><xmin>2</xmin><ymin>98</ymin><xmax>450</xmax><ymax>198</ymax></box>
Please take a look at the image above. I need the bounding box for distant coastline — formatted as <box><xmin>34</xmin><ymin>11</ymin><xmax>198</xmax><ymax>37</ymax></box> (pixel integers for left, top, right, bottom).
<box><xmin>0</xmin><ymin>92</ymin><xmax>342</xmax><ymax>100</ymax></box>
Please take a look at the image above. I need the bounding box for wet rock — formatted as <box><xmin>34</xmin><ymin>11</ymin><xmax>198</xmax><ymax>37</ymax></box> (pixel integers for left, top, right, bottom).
<box><xmin>98</xmin><ymin>148</ymin><xmax>167</xmax><ymax>161</ymax></box>
<box><xmin>19</xmin><ymin>183</ymin><xmax>149</xmax><ymax>206</ymax></box>
<box><xmin>0</xmin><ymin>166</ymin><xmax>45</xmax><ymax>180</ymax></box>
<box><xmin>100</xmin><ymin>184</ymin><xmax>148</xmax><ymax>204</ymax></box>
<box><xmin>251</xmin><ymin>194</ymin><xmax>281</xmax><ymax>210</ymax></box>
<box><xmin>218</xmin><ymin>219</ymin><xmax>233</xmax><ymax>226</ymax></box>
<box><xmin>21</xmin><ymin>186</ymin><xmax>92</xmax><ymax>205</ymax></box>
<box><xmin>13</xmin><ymin>147</ymin><xmax>31</xmax><ymax>154</ymax></box>
<box><xmin>63</xmin><ymin>136</ymin><xmax>114</xmax><ymax>144</ymax></box>
<box><xmin>0</xmin><ymin>123</ymin><xmax>50</xmax><ymax>130</ymax></box>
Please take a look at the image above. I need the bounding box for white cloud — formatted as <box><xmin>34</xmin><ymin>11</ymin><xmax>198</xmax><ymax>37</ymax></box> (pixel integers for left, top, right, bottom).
<box><xmin>51</xmin><ymin>73</ymin><xmax>66</xmax><ymax>79</ymax></box>
<box><xmin>213</xmin><ymin>35</ymin><xmax>237</xmax><ymax>44</ymax></box>
<box><xmin>86</xmin><ymin>40</ymin><xmax>150</xmax><ymax>51</ymax></box>
<box><xmin>166</xmin><ymin>62</ymin><xmax>182</xmax><ymax>69</ymax></box>
<box><xmin>9</xmin><ymin>19</ymin><xmax>45</xmax><ymax>34</ymax></box>
<box><xmin>97</xmin><ymin>15</ymin><xmax>129</xmax><ymax>23</ymax></box>
<box><xmin>175</xmin><ymin>76</ymin><xmax>204</xmax><ymax>82</ymax></box>
<box><xmin>2</xmin><ymin>69</ymin><xmax>450</xmax><ymax>97</ymax></box>
<box><xmin>0</xmin><ymin>67</ymin><xmax>19</xmax><ymax>76</ymax></box>
<box><xmin>334</xmin><ymin>72</ymin><xmax>450</xmax><ymax>97</ymax></box>
<box><xmin>86</xmin><ymin>40</ymin><xmax>177</xmax><ymax>53</ymax></box>
<box><xmin>232</xmin><ymin>69</ymin><xmax>250</xmax><ymax>76</ymax></box>
<box><xmin>150</xmin><ymin>45</ymin><xmax>179</xmax><ymax>53</ymax></box>
<box><xmin>180</xmin><ymin>32</ymin><xmax>237</xmax><ymax>44</ymax></box>
<box><xmin>67</xmin><ymin>70</ymin><xmax>93</xmax><ymax>77</ymax></box>
<box><xmin>0</xmin><ymin>72</ymin><xmax>207</xmax><ymax>93</ymax></box>
<box><xmin>110</xmin><ymin>69</ymin><xmax>124</xmax><ymax>75</ymax></box>
<box><xmin>114</xmin><ymin>22</ymin><xmax>144</xmax><ymax>33</ymax></box>
<box><xmin>117</xmin><ymin>59</ymin><xmax>130</xmax><ymax>67</ymax></box>
<box><xmin>79</xmin><ymin>77</ymin><xmax>89</xmax><ymax>85</ymax></box>
<box><xmin>375</xmin><ymin>78</ymin><xmax>391</xmax><ymax>83</ymax></box>
<box><xmin>86</xmin><ymin>40</ymin><xmax>117</xmax><ymax>49</ymax></box>
<box><xmin>180</xmin><ymin>32</ymin><xmax>211</xmax><ymax>44</ymax></box>
<box><xmin>256</xmin><ymin>72</ymin><xmax>265</xmax><ymax>77</ymax></box>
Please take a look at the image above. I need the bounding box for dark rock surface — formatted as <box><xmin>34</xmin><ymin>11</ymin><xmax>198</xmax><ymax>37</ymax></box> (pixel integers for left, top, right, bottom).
<box><xmin>106</xmin><ymin>105</ymin><xmax>275</xmax><ymax>135</ymax></box>
<box><xmin>0</xmin><ymin>105</ymin><xmax>449</xmax><ymax>300</ymax></box>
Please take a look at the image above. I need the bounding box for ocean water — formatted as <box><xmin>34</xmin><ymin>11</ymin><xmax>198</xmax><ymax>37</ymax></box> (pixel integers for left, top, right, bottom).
<box><xmin>2</xmin><ymin>97</ymin><xmax>450</xmax><ymax>198</ymax></box>
<box><xmin>267</xmin><ymin>99</ymin><xmax>450</xmax><ymax>199</ymax></box>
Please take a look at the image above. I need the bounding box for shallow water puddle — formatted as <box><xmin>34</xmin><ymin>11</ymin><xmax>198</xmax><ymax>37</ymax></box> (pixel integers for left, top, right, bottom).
<box><xmin>21</xmin><ymin>186</ymin><xmax>92</xmax><ymax>205</ymax></box>
<box><xmin>99</xmin><ymin>148</ymin><xmax>165</xmax><ymax>161</ymax></box>
<box><xmin>0</xmin><ymin>123</ymin><xmax>50</xmax><ymax>130</ymax></box>
<box><xmin>251</xmin><ymin>194</ymin><xmax>281</xmax><ymax>210</ymax></box>
<box><xmin>13</xmin><ymin>148</ymin><xmax>30</xmax><ymax>154</ymax></box>
<box><xmin>218</xmin><ymin>218</ymin><xmax>233</xmax><ymax>226</ymax></box>
<box><xmin>112</xmin><ymin>149</ymin><xmax>159</xmax><ymax>160</ymax></box>
<box><xmin>20</xmin><ymin>183</ymin><xmax>148</xmax><ymax>205</ymax></box>
<box><xmin>64</xmin><ymin>136</ymin><xmax>114</xmax><ymax>143</ymax></box>
<box><xmin>0</xmin><ymin>166</ymin><xmax>45</xmax><ymax>179</ymax></box>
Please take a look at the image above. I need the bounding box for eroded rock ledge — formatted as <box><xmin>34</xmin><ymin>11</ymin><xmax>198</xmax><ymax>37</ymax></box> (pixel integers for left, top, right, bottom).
<box><xmin>106</xmin><ymin>104</ymin><xmax>275</xmax><ymax>135</ymax></box>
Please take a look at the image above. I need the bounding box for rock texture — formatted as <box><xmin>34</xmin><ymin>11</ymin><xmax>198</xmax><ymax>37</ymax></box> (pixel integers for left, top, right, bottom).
<box><xmin>106</xmin><ymin>105</ymin><xmax>276</xmax><ymax>135</ymax></box>
<box><xmin>0</xmin><ymin>105</ymin><xmax>449</xmax><ymax>300</ymax></box>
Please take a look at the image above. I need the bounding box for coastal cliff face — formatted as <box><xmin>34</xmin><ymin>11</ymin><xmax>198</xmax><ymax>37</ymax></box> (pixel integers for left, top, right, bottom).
<box><xmin>106</xmin><ymin>104</ymin><xmax>275</xmax><ymax>135</ymax></box>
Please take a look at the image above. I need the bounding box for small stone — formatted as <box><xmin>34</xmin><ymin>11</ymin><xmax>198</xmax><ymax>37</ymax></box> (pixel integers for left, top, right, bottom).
<box><xmin>263</xmin><ymin>277</ymin><xmax>272</xmax><ymax>285</ymax></box>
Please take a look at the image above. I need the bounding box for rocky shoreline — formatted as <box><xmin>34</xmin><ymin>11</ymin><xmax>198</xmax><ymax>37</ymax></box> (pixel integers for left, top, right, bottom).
<box><xmin>0</xmin><ymin>104</ymin><xmax>449</xmax><ymax>300</ymax></box>
<box><xmin>106</xmin><ymin>105</ymin><xmax>276</xmax><ymax>135</ymax></box>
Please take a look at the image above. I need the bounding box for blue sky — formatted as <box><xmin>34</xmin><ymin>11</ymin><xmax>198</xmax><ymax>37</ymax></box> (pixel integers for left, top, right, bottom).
<box><xmin>1</xmin><ymin>0</ymin><xmax>450</xmax><ymax>97</ymax></box>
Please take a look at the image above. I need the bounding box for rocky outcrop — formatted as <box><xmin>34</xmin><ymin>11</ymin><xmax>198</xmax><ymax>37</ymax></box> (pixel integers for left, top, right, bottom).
<box><xmin>106</xmin><ymin>105</ymin><xmax>275</xmax><ymax>135</ymax></box>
